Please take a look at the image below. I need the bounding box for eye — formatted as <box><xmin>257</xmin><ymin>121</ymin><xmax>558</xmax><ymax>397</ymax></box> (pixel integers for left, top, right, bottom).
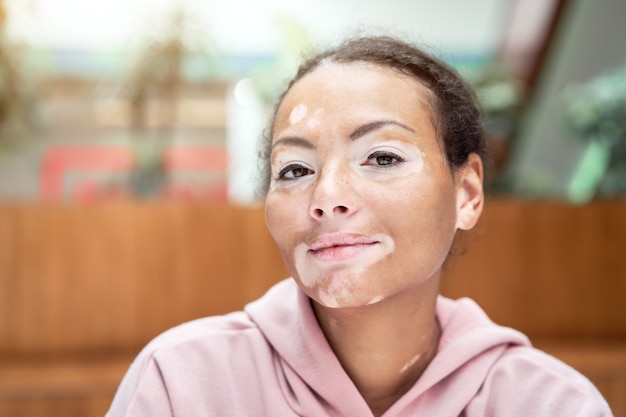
<box><xmin>277</xmin><ymin>163</ymin><xmax>314</xmax><ymax>180</ymax></box>
<box><xmin>366</xmin><ymin>151</ymin><xmax>405</xmax><ymax>167</ymax></box>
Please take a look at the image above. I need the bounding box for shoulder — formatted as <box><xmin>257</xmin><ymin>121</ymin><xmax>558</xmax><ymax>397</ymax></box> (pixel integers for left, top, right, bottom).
<box><xmin>471</xmin><ymin>345</ymin><xmax>613</xmax><ymax>416</ymax></box>
<box><xmin>132</xmin><ymin>310</ymin><xmax>272</xmax><ymax>374</ymax></box>
<box><xmin>143</xmin><ymin>279</ymin><xmax>299</xmax><ymax>359</ymax></box>
<box><xmin>106</xmin><ymin>312</ymin><xmax>274</xmax><ymax>417</ymax></box>
<box><xmin>144</xmin><ymin>311</ymin><xmax>259</xmax><ymax>351</ymax></box>
<box><xmin>123</xmin><ymin>279</ymin><xmax>299</xmax><ymax>379</ymax></box>
<box><xmin>106</xmin><ymin>280</ymin><xmax>301</xmax><ymax>416</ymax></box>
<box><xmin>435</xmin><ymin>296</ymin><xmax>612</xmax><ymax>415</ymax></box>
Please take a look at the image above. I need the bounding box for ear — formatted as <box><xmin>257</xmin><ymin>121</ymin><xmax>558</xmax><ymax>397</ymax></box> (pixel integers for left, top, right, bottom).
<box><xmin>455</xmin><ymin>153</ymin><xmax>484</xmax><ymax>231</ymax></box>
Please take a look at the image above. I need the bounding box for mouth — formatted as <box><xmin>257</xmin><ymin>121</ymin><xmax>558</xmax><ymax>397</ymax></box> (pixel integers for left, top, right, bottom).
<box><xmin>308</xmin><ymin>233</ymin><xmax>380</xmax><ymax>262</ymax></box>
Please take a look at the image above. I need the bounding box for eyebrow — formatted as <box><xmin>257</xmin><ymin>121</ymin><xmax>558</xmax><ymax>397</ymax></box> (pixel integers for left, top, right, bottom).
<box><xmin>349</xmin><ymin>120</ymin><xmax>415</xmax><ymax>140</ymax></box>
<box><xmin>272</xmin><ymin>119</ymin><xmax>415</xmax><ymax>150</ymax></box>
<box><xmin>271</xmin><ymin>136</ymin><xmax>315</xmax><ymax>150</ymax></box>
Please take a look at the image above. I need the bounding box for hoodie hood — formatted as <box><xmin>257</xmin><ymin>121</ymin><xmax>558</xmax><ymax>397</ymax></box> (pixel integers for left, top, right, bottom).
<box><xmin>245</xmin><ymin>279</ymin><xmax>530</xmax><ymax>416</ymax></box>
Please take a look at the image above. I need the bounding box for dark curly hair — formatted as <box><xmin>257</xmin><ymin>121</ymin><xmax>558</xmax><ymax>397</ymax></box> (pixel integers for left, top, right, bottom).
<box><xmin>257</xmin><ymin>35</ymin><xmax>485</xmax><ymax>198</ymax></box>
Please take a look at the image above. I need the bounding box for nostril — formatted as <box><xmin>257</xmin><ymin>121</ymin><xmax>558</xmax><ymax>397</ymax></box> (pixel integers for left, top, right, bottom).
<box><xmin>311</xmin><ymin>205</ymin><xmax>349</xmax><ymax>218</ymax></box>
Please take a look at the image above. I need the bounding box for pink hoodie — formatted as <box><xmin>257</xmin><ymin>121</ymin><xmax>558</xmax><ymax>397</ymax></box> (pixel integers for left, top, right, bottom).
<box><xmin>106</xmin><ymin>279</ymin><xmax>612</xmax><ymax>416</ymax></box>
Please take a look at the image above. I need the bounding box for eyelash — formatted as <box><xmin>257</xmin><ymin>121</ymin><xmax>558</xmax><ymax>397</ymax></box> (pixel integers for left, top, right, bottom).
<box><xmin>275</xmin><ymin>151</ymin><xmax>405</xmax><ymax>181</ymax></box>
<box><xmin>276</xmin><ymin>164</ymin><xmax>314</xmax><ymax>180</ymax></box>
<box><xmin>366</xmin><ymin>151</ymin><xmax>406</xmax><ymax>167</ymax></box>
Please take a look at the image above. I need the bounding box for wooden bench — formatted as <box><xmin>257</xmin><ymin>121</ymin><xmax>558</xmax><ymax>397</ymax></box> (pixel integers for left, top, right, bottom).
<box><xmin>0</xmin><ymin>199</ymin><xmax>624</xmax><ymax>416</ymax></box>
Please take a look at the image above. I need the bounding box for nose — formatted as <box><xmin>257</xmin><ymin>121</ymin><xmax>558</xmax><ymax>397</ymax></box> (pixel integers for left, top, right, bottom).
<box><xmin>309</xmin><ymin>166</ymin><xmax>354</xmax><ymax>220</ymax></box>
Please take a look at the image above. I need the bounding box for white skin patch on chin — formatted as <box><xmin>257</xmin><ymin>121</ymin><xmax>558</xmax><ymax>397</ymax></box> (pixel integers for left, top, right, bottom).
<box><xmin>292</xmin><ymin>235</ymin><xmax>395</xmax><ymax>308</ymax></box>
<box><xmin>289</xmin><ymin>104</ymin><xmax>307</xmax><ymax>126</ymax></box>
<box><xmin>367</xmin><ymin>295</ymin><xmax>384</xmax><ymax>305</ymax></box>
<box><xmin>400</xmin><ymin>353</ymin><xmax>422</xmax><ymax>373</ymax></box>
<box><xmin>319</xmin><ymin>281</ymin><xmax>352</xmax><ymax>308</ymax></box>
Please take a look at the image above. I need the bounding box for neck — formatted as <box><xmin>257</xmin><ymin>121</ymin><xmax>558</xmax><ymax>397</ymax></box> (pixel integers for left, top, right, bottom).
<box><xmin>313</xmin><ymin>279</ymin><xmax>441</xmax><ymax>417</ymax></box>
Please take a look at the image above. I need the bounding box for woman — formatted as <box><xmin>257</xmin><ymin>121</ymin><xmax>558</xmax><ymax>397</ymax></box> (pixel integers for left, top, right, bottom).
<box><xmin>107</xmin><ymin>36</ymin><xmax>612</xmax><ymax>416</ymax></box>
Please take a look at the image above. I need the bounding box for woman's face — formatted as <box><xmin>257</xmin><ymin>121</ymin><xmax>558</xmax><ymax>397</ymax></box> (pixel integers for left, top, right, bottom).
<box><xmin>265</xmin><ymin>63</ymin><xmax>481</xmax><ymax>308</ymax></box>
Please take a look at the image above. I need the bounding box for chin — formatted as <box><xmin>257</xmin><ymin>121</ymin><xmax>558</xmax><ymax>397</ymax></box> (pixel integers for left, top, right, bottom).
<box><xmin>314</xmin><ymin>282</ymin><xmax>387</xmax><ymax>309</ymax></box>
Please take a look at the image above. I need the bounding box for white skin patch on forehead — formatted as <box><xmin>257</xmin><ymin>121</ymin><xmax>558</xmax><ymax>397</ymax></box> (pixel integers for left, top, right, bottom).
<box><xmin>289</xmin><ymin>103</ymin><xmax>308</xmax><ymax>126</ymax></box>
<box><xmin>307</xmin><ymin>108</ymin><xmax>323</xmax><ymax>129</ymax></box>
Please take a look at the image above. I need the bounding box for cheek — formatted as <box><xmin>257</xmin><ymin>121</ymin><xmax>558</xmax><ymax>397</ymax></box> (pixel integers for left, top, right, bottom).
<box><xmin>265</xmin><ymin>193</ymin><xmax>289</xmax><ymax>243</ymax></box>
<box><xmin>264</xmin><ymin>191</ymin><xmax>306</xmax><ymax>269</ymax></box>
<box><xmin>375</xmin><ymin>176</ymin><xmax>458</xmax><ymax>247</ymax></box>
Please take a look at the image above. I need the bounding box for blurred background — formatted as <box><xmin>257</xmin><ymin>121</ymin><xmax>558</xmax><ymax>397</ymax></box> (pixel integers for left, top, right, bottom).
<box><xmin>0</xmin><ymin>0</ymin><xmax>624</xmax><ymax>416</ymax></box>
<box><xmin>0</xmin><ymin>0</ymin><xmax>622</xmax><ymax>203</ymax></box>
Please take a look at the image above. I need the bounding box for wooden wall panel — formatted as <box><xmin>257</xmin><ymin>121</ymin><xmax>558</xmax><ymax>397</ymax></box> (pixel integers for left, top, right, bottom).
<box><xmin>1</xmin><ymin>199</ymin><xmax>625</xmax><ymax>356</ymax></box>
<box><xmin>0</xmin><ymin>203</ymin><xmax>289</xmax><ymax>356</ymax></box>
<box><xmin>441</xmin><ymin>198</ymin><xmax>626</xmax><ymax>339</ymax></box>
<box><xmin>0</xmin><ymin>199</ymin><xmax>625</xmax><ymax>416</ymax></box>
<box><xmin>0</xmin><ymin>356</ymin><xmax>129</xmax><ymax>417</ymax></box>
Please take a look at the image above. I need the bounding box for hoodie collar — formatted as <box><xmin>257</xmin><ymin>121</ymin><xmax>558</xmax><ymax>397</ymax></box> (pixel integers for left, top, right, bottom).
<box><xmin>245</xmin><ymin>280</ymin><xmax>530</xmax><ymax>416</ymax></box>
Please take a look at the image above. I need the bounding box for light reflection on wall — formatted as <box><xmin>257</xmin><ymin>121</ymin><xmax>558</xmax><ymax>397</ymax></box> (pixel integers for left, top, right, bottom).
<box><xmin>6</xmin><ymin>0</ymin><xmax>509</xmax><ymax>56</ymax></box>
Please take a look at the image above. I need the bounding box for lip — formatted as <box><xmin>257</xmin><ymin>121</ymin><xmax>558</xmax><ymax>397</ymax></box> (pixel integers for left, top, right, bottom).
<box><xmin>308</xmin><ymin>233</ymin><xmax>380</xmax><ymax>262</ymax></box>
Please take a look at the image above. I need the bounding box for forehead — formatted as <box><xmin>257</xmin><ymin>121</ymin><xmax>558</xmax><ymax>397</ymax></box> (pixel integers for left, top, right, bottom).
<box><xmin>273</xmin><ymin>62</ymin><xmax>435</xmax><ymax>132</ymax></box>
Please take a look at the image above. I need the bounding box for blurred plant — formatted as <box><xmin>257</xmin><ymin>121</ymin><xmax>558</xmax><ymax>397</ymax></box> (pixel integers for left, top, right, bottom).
<box><xmin>0</xmin><ymin>0</ymin><xmax>39</xmax><ymax>153</ymax></box>
<box><xmin>563</xmin><ymin>64</ymin><xmax>626</xmax><ymax>201</ymax></box>
<box><xmin>245</xmin><ymin>14</ymin><xmax>313</xmax><ymax>105</ymax></box>
<box><xmin>120</xmin><ymin>4</ymin><xmax>215</xmax><ymax>197</ymax></box>
<box><xmin>564</xmin><ymin>67</ymin><xmax>626</xmax><ymax>146</ymax></box>
<box><xmin>467</xmin><ymin>63</ymin><xmax>525</xmax><ymax>141</ymax></box>
<box><xmin>464</xmin><ymin>62</ymin><xmax>525</xmax><ymax>186</ymax></box>
<box><xmin>125</xmin><ymin>5</ymin><xmax>214</xmax><ymax>132</ymax></box>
